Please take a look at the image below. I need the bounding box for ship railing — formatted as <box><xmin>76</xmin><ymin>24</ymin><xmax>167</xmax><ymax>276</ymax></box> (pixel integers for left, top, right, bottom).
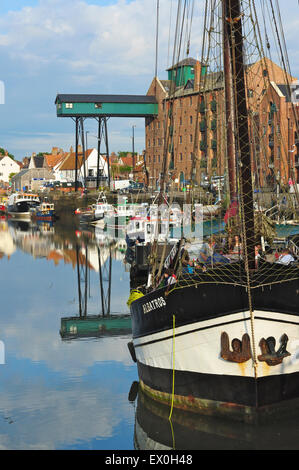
<box><xmin>264</xmin><ymin>204</ymin><xmax>279</xmax><ymax>220</ymax></box>
<box><xmin>289</xmin><ymin>239</ymin><xmax>299</xmax><ymax>259</ymax></box>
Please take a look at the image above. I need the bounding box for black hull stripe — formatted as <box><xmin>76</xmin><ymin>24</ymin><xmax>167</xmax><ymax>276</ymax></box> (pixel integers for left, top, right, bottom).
<box><xmin>137</xmin><ymin>361</ymin><xmax>299</xmax><ymax>411</ymax></box>
<box><xmin>134</xmin><ymin>312</ymin><xmax>299</xmax><ymax>348</ymax></box>
<box><xmin>131</xmin><ymin>277</ymin><xmax>299</xmax><ymax>339</ymax></box>
<box><xmin>255</xmin><ymin>315</ymin><xmax>299</xmax><ymax>326</ymax></box>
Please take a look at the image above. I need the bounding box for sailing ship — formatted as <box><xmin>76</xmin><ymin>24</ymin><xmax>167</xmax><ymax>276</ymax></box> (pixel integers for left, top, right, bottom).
<box><xmin>128</xmin><ymin>0</ymin><xmax>299</xmax><ymax>422</ymax></box>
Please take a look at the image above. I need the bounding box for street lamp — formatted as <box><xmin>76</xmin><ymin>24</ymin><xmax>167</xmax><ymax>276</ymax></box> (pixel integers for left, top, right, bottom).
<box><xmin>132</xmin><ymin>125</ymin><xmax>136</xmax><ymax>180</ymax></box>
<box><xmin>85</xmin><ymin>130</ymin><xmax>89</xmax><ymax>180</ymax></box>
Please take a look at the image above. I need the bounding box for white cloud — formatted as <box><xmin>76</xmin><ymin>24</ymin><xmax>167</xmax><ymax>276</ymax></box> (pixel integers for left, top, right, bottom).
<box><xmin>0</xmin><ymin>378</ymin><xmax>133</xmax><ymax>449</ymax></box>
<box><xmin>0</xmin><ymin>0</ymin><xmax>160</xmax><ymax>78</ymax></box>
<box><xmin>0</xmin><ymin>0</ymin><xmax>298</xmax><ymax>160</ymax></box>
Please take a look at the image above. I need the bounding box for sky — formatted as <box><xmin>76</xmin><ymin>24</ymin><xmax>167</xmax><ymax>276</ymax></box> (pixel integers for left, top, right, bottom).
<box><xmin>0</xmin><ymin>0</ymin><xmax>299</xmax><ymax>161</ymax></box>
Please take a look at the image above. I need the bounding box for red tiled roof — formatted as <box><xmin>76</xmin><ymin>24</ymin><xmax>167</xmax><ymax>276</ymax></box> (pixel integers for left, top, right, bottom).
<box><xmin>120</xmin><ymin>156</ymin><xmax>133</xmax><ymax>166</ymax></box>
<box><xmin>45</xmin><ymin>153</ymin><xmax>66</xmax><ymax>169</ymax></box>
<box><xmin>59</xmin><ymin>149</ymin><xmax>93</xmax><ymax>171</ymax></box>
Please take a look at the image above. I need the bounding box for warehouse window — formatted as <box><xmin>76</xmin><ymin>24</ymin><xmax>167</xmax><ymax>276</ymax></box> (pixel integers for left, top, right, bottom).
<box><xmin>65</xmin><ymin>103</ymin><xmax>73</xmax><ymax>109</ymax></box>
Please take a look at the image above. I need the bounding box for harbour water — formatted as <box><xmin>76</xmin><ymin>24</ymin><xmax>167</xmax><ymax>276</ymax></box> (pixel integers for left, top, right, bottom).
<box><xmin>1</xmin><ymin>216</ymin><xmax>299</xmax><ymax>451</ymax></box>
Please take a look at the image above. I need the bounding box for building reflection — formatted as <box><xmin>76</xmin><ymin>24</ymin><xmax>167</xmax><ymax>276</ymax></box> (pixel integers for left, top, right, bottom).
<box><xmin>0</xmin><ymin>219</ymin><xmax>131</xmax><ymax>341</ymax></box>
<box><xmin>0</xmin><ymin>217</ymin><xmax>16</xmax><ymax>259</ymax></box>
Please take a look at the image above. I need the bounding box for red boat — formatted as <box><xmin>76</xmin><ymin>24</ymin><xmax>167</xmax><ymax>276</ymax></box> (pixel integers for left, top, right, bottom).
<box><xmin>0</xmin><ymin>204</ymin><xmax>7</xmax><ymax>215</ymax></box>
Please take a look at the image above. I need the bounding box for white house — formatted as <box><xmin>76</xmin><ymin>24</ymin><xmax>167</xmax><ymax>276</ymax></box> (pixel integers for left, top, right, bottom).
<box><xmin>0</xmin><ymin>155</ymin><xmax>21</xmax><ymax>183</ymax></box>
<box><xmin>57</xmin><ymin>148</ymin><xmax>108</xmax><ymax>182</ymax></box>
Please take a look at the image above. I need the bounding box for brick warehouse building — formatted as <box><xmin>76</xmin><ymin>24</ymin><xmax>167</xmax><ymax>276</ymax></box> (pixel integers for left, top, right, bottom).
<box><xmin>145</xmin><ymin>57</ymin><xmax>299</xmax><ymax>190</ymax></box>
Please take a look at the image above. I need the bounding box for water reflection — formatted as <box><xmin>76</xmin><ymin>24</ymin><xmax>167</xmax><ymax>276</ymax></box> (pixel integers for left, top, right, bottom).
<box><xmin>133</xmin><ymin>386</ymin><xmax>299</xmax><ymax>450</ymax></box>
<box><xmin>60</xmin><ymin>238</ymin><xmax>131</xmax><ymax>340</ymax></box>
<box><xmin>1</xmin><ymin>217</ymin><xmax>299</xmax><ymax>449</ymax></box>
<box><xmin>0</xmin><ymin>217</ymin><xmax>137</xmax><ymax>449</ymax></box>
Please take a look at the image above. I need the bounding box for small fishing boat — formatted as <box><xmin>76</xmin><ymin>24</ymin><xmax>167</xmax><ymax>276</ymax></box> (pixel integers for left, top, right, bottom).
<box><xmin>31</xmin><ymin>201</ymin><xmax>57</xmax><ymax>221</ymax></box>
<box><xmin>74</xmin><ymin>204</ymin><xmax>96</xmax><ymax>223</ymax></box>
<box><xmin>94</xmin><ymin>193</ymin><xmax>115</xmax><ymax>220</ymax></box>
<box><xmin>126</xmin><ymin>203</ymin><xmax>183</xmax><ymax>244</ymax></box>
<box><xmin>7</xmin><ymin>192</ymin><xmax>40</xmax><ymax>220</ymax></box>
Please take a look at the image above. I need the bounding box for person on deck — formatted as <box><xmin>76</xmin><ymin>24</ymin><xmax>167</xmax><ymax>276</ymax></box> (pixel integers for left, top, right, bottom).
<box><xmin>198</xmin><ymin>238</ymin><xmax>216</xmax><ymax>263</ymax></box>
<box><xmin>158</xmin><ymin>268</ymin><xmax>177</xmax><ymax>287</ymax></box>
<box><xmin>180</xmin><ymin>249</ymin><xmax>194</xmax><ymax>274</ymax></box>
<box><xmin>275</xmin><ymin>249</ymin><xmax>295</xmax><ymax>266</ymax></box>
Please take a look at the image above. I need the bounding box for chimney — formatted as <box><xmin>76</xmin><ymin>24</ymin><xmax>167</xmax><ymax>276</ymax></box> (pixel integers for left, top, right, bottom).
<box><xmin>194</xmin><ymin>60</ymin><xmax>201</xmax><ymax>92</ymax></box>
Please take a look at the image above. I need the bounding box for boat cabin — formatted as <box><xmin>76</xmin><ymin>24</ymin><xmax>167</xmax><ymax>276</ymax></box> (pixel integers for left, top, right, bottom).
<box><xmin>8</xmin><ymin>192</ymin><xmax>40</xmax><ymax>205</ymax></box>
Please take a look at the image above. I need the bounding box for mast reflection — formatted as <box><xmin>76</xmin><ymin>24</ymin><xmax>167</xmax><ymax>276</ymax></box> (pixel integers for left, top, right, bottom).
<box><xmin>60</xmin><ymin>235</ymin><xmax>131</xmax><ymax>340</ymax></box>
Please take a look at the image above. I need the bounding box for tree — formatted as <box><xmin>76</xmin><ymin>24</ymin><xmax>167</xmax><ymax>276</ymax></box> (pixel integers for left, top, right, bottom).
<box><xmin>119</xmin><ymin>165</ymin><xmax>132</xmax><ymax>175</ymax></box>
<box><xmin>117</xmin><ymin>151</ymin><xmax>137</xmax><ymax>158</ymax></box>
<box><xmin>0</xmin><ymin>147</ymin><xmax>15</xmax><ymax>160</ymax></box>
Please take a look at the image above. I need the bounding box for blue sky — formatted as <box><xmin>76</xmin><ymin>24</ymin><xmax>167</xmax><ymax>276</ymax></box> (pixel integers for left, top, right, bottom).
<box><xmin>0</xmin><ymin>0</ymin><xmax>298</xmax><ymax>161</ymax></box>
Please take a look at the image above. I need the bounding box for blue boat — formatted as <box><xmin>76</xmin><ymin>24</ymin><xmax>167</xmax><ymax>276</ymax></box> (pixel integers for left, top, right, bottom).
<box><xmin>31</xmin><ymin>202</ymin><xmax>57</xmax><ymax>221</ymax></box>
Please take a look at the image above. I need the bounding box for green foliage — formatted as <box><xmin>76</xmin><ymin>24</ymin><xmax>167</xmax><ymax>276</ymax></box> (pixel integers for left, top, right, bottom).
<box><xmin>119</xmin><ymin>165</ymin><xmax>132</xmax><ymax>174</ymax></box>
<box><xmin>117</xmin><ymin>151</ymin><xmax>137</xmax><ymax>158</ymax></box>
<box><xmin>0</xmin><ymin>147</ymin><xmax>15</xmax><ymax>160</ymax></box>
<box><xmin>200</xmin><ymin>158</ymin><xmax>207</xmax><ymax>168</ymax></box>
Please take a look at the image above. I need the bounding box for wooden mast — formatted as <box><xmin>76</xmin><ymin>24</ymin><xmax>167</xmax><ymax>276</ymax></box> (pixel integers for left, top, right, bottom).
<box><xmin>224</xmin><ymin>0</ymin><xmax>255</xmax><ymax>269</ymax></box>
<box><xmin>222</xmin><ymin>2</ymin><xmax>236</xmax><ymax>200</ymax></box>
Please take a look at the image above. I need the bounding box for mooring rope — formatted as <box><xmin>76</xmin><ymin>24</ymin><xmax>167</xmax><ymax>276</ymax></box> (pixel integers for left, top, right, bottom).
<box><xmin>169</xmin><ymin>314</ymin><xmax>176</xmax><ymax>421</ymax></box>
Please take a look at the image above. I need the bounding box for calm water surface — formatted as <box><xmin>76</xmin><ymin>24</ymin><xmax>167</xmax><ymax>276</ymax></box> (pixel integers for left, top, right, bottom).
<box><xmin>1</xmin><ymin>217</ymin><xmax>299</xmax><ymax>451</ymax></box>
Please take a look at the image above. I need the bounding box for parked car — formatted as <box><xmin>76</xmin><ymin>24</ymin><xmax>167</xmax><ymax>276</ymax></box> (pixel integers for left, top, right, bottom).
<box><xmin>128</xmin><ymin>182</ymin><xmax>146</xmax><ymax>194</ymax></box>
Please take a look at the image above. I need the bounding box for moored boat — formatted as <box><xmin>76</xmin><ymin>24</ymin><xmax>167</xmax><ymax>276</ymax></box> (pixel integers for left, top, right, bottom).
<box><xmin>31</xmin><ymin>201</ymin><xmax>57</xmax><ymax>221</ymax></box>
<box><xmin>94</xmin><ymin>192</ymin><xmax>115</xmax><ymax>220</ymax></box>
<box><xmin>0</xmin><ymin>203</ymin><xmax>6</xmax><ymax>215</ymax></box>
<box><xmin>74</xmin><ymin>204</ymin><xmax>96</xmax><ymax>223</ymax></box>
<box><xmin>7</xmin><ymin>192</ymin><xmax>40</xmax><ymax>220</ymax></box>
